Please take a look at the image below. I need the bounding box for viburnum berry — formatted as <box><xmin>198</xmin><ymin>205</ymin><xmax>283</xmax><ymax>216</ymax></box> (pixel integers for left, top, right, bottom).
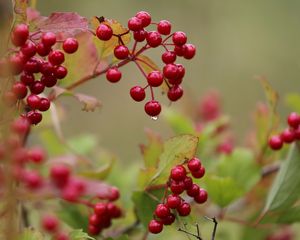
<box><xmin>148</xmin><ymin>219</ymin><xmax>163</xmax><ymax>234</ymax></box>
<box><xmin>183</xmin><ymin>176</ymin><xmax>193</xmax><ymax>190</ymax></box>
<box><xmin>30</xmin><ymin>81</ymin><xmax>45</xmax><ymax>94</ymax></box>
<box><xmin>161</xmin><ymin>213</ymin><xmax>175</xmax><ymax>225</ymax></box>
<box><xmin>28</xmin><ymin>147</ymin><xmax>45</xmax><ymax>163</ymax></box>
<box><xmin>167</xmin><ymin>85</ymin><xmax>183</xmax><ymax>101</ymax></box>
<box><xmin>21</xmin><ymin>41</ymin><xmax>37</xmax><ymax>58</ymax></box>
<box><xmin>163</xmin><ymin>63</ymin><xmax>179</xmax><ymax>79</ymax></box>
<box><xmin>106</xmin><ymin>67</ymin><xmax>122</xmax><ymax>83</ymax></box>
<box><xmin>166</xmin><ymin>194</ymin><xmax>181</xmax><ymax>209</ymax></box>
<box><xmin>134</xmin><ymin>30</ymin><xmax>147</xmax><ymax>42</ymax></box>
<box><xmin>155</xmin><ymin>204</ymin><xmax>170</xmax><ymax>218</ymax></box>
<box><xmin>187</xmin><ymin>157</ymin><xmax>201</xmax><ymax>172</ymax></box>
<box><xmin>54</xmin><ymin>66</ymin><xmax>68</xmax><ymax>79</ymax></box>
<box><xmin>144</xmin><ymin>100</ymin><xmax>161</xmax><ymax>117</ymax></box>
<box><xmin>147</xmin><ymin>71</ymin><xmax>164</xmax><ymax>87</ymax></box>
<box><xmin>183</xmin><ymin>43</ymin><xmax>196</xmax><ymax>59</ymax></box>
<box><xmin>172</xmin><ymin>31</ymin><xmax>187</xmax><ymax>46</ymax></box>
<box><xmin>177</xmin><ymin>202</ymin><xmax>191</xmax><ymax>216</ymax></box>
<box><xmin>89</xmin><ymin>214</ymin><xmax>101</xmax><ymax>226</ymax></box>
<box><xmin>24</xmin><ymin>58</ymin><xmax>40</xmax><ymax>73</ymax></box>
<box><xmin>107</xmin><ymin>187</ymin><xmax>120</xmax><ymax>201</ymax></box>
<box><xmin>96</xmin><ymin>24</ymin><xmax>113</xmax><ymax>41</ymax></box>
<box><xmin>114</xmin><ymin>45</ymin><xmax>129</xmax><ymax>60</ymax></box>
<box><xmin>39</xmin><ymin>98</ymin><xmax>51</xmax><ymax>111</ymax></box>
<box><xmin>11</xmin><ymin>24</ymin><xmax>29</xmax><ymax>46</ymax></box>
<box><xmin>50</xmin><ymin>164</ymin><xmax>70</xmax><ymax>188</ymax></box>
<box><xmin>40</xmin><ymin>62</ymin><xmax>54</xmax><ymax>76</ymax></box>
<box><xmin>12</xmin><ymin>81</ymin><xmax>28</xmax><ymax>99</ymax></box>
<box><xmin>26</xmin><ymin>111</ymin><xmax>42</xmax><ymax>125</ymax></box>
<box><xmin>162</xmin><ymin>51</ymin><xmax>177</xmax><ymax>64</ymax></box>
<box><xmin>23</xmin><ymin>170</ymin><xmax>43</xmax><ymax>189</ymax></box>
<box><xmin>146</xmin><ymin>31</ymin><xmax>162</xmax><ymax>48</ymax></box>
<box><xmin>27</xmin><ymin>94</ymin><xmax>41</xmax><ymax>109</ymax></box>
<box><xmin>42</xmin><ymin>215</ymin><xmax>59</xmax><ymax>233</ymax></box>
<box><xmin>191</xmin><ymin>166</ymin><xmax>205</xmax><ymax>179</ymax></box>
<box><xmin>170</xmin><ymin>165</ymin><xmax>186</xmax><ymax>181</ymax></box>
<box><xmin>48</xmin><ymin>50</ymin><xmax>65</xmax><ymax>66</ymax></box>
<box><xmin>41</xmin><ymin>32</ymin><xmax>57</xmax><ymax>47</ymax></box>
<box><xmin>62</xmin><ymin>38</ymin><xmax>79</xmax><ymax>54</ymax></box>
<box><xmin>107</xmin><ymin>202</ymin><xmax>122</xmax><ymax>218</ymax></box>
<box><xmin>295</xmin><ymin>127</ymin><xmax>300</xmax><ymax>140</ymax></box>
<box><xmin>174</xmin><ymin>45</ymin><xmax>185</xmax><ymax>56</ymax></box>
<box><xmin>9</xmin><ymin>54</ymin><xmax>25</xmax><ymax>75</ymax></box>
<box><xmin>287</xmin><ymin>112</ymin><xmax>300</xmax><ymax>129</ymax></box>
<box><xmin>54</xmin><ymin>232</ymin><xmax>69</xmax><ymax>240</ymax></box>
<box><xmin>11</xmin><ymin>117</ymin><xmax>30</xmax><ymax>135</ymax></box>
<box><xmin>94</xmin><ymin>203</ymin><xmax>108</xmax><ymax>216</ymax></box>
<box><xmin>280</xmin><ymin>128</ymin><xmax>295</xmax><ymax>143</ymax></box>
<box><xmin>41</xmin><ymin>74</ymin><xmax>57</xmax><ymax>87</ymax></box>
<box><xmin>20</xmin><ymin>72</ymin><xmax>35</xmax><ymax>85</ymax></box>
<box><xmin>36</xmin><ymin>43</ymin><xmax>51</xmax><ymax>57</ymax></box>
<box><xmin>170</xmin><ymin>180</ymin><xmax>185</xmax><ymax>194</ymax></box>
<box><xmin>194</xmin><ymin>188</ymin><xmax>208</xmax><ymax>204</ymax></box>
<box><xmin>128</xmin><ymin>17</ymin><xmax>143</xmax><ymax>31</ymax></box>
<box><xmin>268</xmin><ymin>135</ymin><xmax>283</xmax><ymax>150</ymax></box>
<box><xmin>157</xmin><ymin>20</ymin><xmax>171</xmax><ymax>35</ymax></box>
<box><xmin>186</xmin><ymin>183</ymin><xmax>200</xmax><ymax>197</ymax></box>
<box><xmin>88</xmin><ymin>224</ymin><xmax>101</xmax><ymax>235</ymax></box>
<box><xmin>135</xmin><ymin>11</ymin><xmax>151</xmax><ymax>28</ymax></box>
<box><xmin>130</xmin><ymin>86</ymin><xmax>146</xmax><ymax>101</ymax></box>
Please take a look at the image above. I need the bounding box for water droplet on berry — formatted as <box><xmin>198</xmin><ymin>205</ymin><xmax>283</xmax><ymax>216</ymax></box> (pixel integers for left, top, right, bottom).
<box><xmin>151</xmin><ymin>116</ymin><xmax>158</xmax><ymax>121</ymax></box>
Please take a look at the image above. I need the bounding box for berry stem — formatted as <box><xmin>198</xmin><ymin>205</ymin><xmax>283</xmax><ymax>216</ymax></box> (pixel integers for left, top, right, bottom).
<box><xmin>133</xmin><ymin>59</ymin><xmax>148</xmax><ymax>79</ymax></box>
<box><xmin>131</xmin><ymin>40</ymin><xmax>138</xmax><ymax>55</ymax></box>
<box><xmin>162</xmin><ymin>33</ymin><xmax>174</xmax><ymax>44</ymax></box>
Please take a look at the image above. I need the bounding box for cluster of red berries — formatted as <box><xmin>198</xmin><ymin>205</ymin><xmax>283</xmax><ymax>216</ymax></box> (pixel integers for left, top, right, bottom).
<box><xmin>2</xmin><ymin>23</ymin><xmax>78</xmax><ymax>124</ymax></box>
<box><xmin>268</xmin><ymin>112</ymin><xmax>300</xmax><ymax>150</ymax></box>
<box><xmin>88</xmin><ymin>201</ymin><xmax>122</xmax><ymax>235</ymax></box>
<box><xmin>42</xmin><ymin>215</ymin><xmax>69</xmax><ymax>240</ymax></box>
<box><xmin>95</xmin><ymin>11</ymin><xmax>196</xmax><ymax>117</ymax></box>
<box><xmin>148</xmin><ymin>157</ymin><xmax>207</xmax><ymax>234</ymax></box>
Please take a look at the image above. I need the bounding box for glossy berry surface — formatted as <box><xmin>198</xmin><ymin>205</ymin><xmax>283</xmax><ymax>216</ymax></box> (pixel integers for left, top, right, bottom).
<box><xmin>187</xmin><ymin>158</ymin><xmax>201</xmax><ymax>172</ymax></box>
<box><xmin>157</xmin><ymin>20</ymin><xmax>171</xmax><ymax>35</ymax></box>
<box><xmin>268</xmin><ymin>135</ymin><xmax>283</xmax><ymax>150</ymax></box>
<box><xmin>148</xmin><ymin>220</ymin><xmax>163</xmax><ymax>234</ymax></box>
<box><xmin>63</xmin><ymin>38</ymin><xmax>79</xmax><ymax>54</ymax></box>
<box><xmin>41</xmin><ymin>32</ymin><xmax>57</xmax><ymax>47</ymax></box>
<box><xmin>147</xmin><ymin>71</ymin><xmax>164</xmax><ymax>87</ymax></box>
<box><xmin>177</xmin><ymin>202</ymin><xmax>191</xmax><ymax>216</ymax></box>
<box><xmin>114</xmin><ymin>45</ymin><xmax>129</xmax><ymax>59</ymax></box>
<box><xmin>96</xmin><ymin>24</ymin><xmax>113</xmax><ymax>41</ymax></box>
<box><xmin>144</xmin><ymin>100</ymin><xmax>161</xmax><ymax>117</ymax></box>
<box><xmin>146</xmin><ymin>31</ymin><xmax>162</xmax><ymax>48</ymax></box>
<box><xmin>155</xmin><ymin>204</ymin><xmax>170</xmax><ymax>218</ymax></box>
<box><xmin>287</xmin><ymin>112</ymin><xmax>300</xmax><ymax>129</ymax></box>
<box><xmin>166</xmin><ymin>194</ymin><xmax>181</xmax><ymax>209</ymax></box>
<box><xmin>135</xmin><ymin>11</ymin><xmax>151</xmax><ymax>27</ymax></box>
<box><xmin>170</xmin><ymin>165</ymin><xmax>186</xmax><ymax>181</ymax></box>
<box><xmin>128</xmin><ymin>17</ymin><xmax>143</xmax><ymax>31</ymax></box>
<box><xmin>172</xmin><ymin>31</ymin><xmax>187</xmax><ymax>46</ymax></box>
<box><xmin>106</xmin><ymin>68</ymin><xmax>122</xmax><ymax>83</ymax></box>
<box><xmin>48</xmin><ymin>50</ymin><xmax>65</xmax><ymax>65</ymax></box>
<box><xmin>130</xmin><ymin>86</ymin><xmax>145</xmax><ymax>101</ymax></box>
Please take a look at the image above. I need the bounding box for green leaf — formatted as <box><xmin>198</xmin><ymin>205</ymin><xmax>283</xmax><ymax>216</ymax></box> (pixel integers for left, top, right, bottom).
<box><xmin>19</xmin><ymin>228</ymin><xmax>44</xmax><ymax>240</ymax></box>
<box><xmin>67</xmin><ymin>134</ymin><xmax>98</xmax><ymax>155</ymax></box>
<box><xmin>162</xmin><ymin>108</ymin><xmax>195</xmax><ymax>135</ymax></box>
<box><xmin>132</xmin><ymin>190</ymin><xmax>161</xmax><ymax>227</ymax></box>
<box><xmin>58</xmin><ymin>202</ymin><xmax>88</xmax><ymax>230</ymax></box>
<box><xmin>277</xmin><ymin>206</ymin><xmax>300</xmax><ymax>223</ymax></box>
<box><xmin>149</xmin><ymin>134</ymin><xmax>198</xmax><ymax>185</ymax></box>
<box><xmin>263</xmin><ymin>143</ymin><xmax>300</xmax><ymax>213</ymax></box>
<box><xmin>69</xmin><ymin>229</ymin><xmax>95</xmax><ymax>240</ymax></box>
<box><xmin>217</xmin><ymin>148</ymin><xmax>260</xmax><ymax>192</ymax></box>
<box><xmin>285</xmin><ymin>93</ymin><xmax>300</xmax><ymax>113</ymax></box>
<box><xmin>204</xmin><ymin>175</ymin><xmax>243</xmax><ymax>208</ymax></box>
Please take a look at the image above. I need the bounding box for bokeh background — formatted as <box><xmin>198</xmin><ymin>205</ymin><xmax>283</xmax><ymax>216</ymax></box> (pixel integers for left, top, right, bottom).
<box><xmin>37</xmin><ymin>0</ymin><xmax>299</xmax><ymax>162</ymax></box>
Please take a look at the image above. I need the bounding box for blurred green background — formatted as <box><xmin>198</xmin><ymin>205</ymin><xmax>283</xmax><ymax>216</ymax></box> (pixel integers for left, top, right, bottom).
<box><xmin>37</xmin><ymin>0</ymin><xmax>299</xmax><ymax>162</ymax></box>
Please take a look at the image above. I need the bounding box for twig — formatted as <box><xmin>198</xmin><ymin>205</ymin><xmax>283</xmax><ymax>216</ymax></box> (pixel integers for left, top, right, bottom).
<box><xmin>178</xmin><ymin>227</ymin><xmax>202</xmax><ymax>240</ymax></box>
<box><xmin>204</xmin><ymin>216</ymin><xmax>218</xmax><ymax>240</ymax></box>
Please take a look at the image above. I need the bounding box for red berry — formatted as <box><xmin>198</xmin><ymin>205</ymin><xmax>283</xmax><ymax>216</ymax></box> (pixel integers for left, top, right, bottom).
<box><xmin>146</xmin><ymin>31</ymin><xmax>162</xmax><ymax>48</ymax></box>
<box><xmin>42</xmin><ymin>215</ymin><xmax>59</xmax><ymax>232</ymax></box>
<box><xmin>36</xmin><ymin>43</ymin><xmax>51</xmax><ymax>57</ymax></box>
<box><xmin>170</xmin><ymin>165</ymin><xmax>186</xmax><ymax>181</ymax></box>
<box><xmin>23</xmin><ymin>170</ymin><xmax>43</xmax><ymax>189</ymax></box>
<box><xmin>174</xmin><ymin>45</ymin><xmax>185</xmax><ymax>56</ymax></box>
<box><xmin>11</xmin><ymin>117</ymin><xmax>30</xmax><ymax>135</ymax></box>
<box><xmin>107</xmin><ymin>203</ymin><xmax>122</xmax><ymax>218</ymax></box>
<box><xmin>172</xmin><ymin>31</ymin><xmax>187</xmax><ymax>46</ymax></box>
<box><xmin>28</xmin><ymin>147</ymin><xmax>45</xmax><ymax>163</ymax></box>
<box><xmin>157</xmin><ymin>20</ymin><xmax>171</xmax><ymax>35</ymax></box>
<box><xmin>20</xmin><ymin>72</ymin><xmax>35</xmax><ymax>85</ymax></box>
<box><xmin>12</xmin><ymin>81</ymin><xmax>27</xmax><ymax>99</ymax></box>
<box><xmin>88</xmin><ymin>224</ymin><xmax>101</xmax><ymax>235</ymax></box>
<box><xmin>147</xmin><ymin>71</ymin><xmax>164</xmax><ymax>87</ymax></box>
<box><xmin>30</xmin><ymin>81</ymin><xmax>45</xmax><ymax>94</ymax></box>
<box><xmin>161</xmin><ymin>213</ymin><xmax>175</xmax><ymax>225</ymax></box>
<box><xmin>170</xmin><ymin>180</ymin><xmax>185</xmax><ymax>194</ymax></box>
<box><xmin>155</xmin><ymin>204</ymin><xmax>170</xmax><ymax>218</ymax></box>
<box><xmin>24</xmin><ymin>58</ymin><xmax>40</xmax><ymax>73</ymax></box>
<box><xmin>96</xmin><ymin>24</ymin><xmax>113</xmax><ymax>41</ymax></box>
<box><xmin>183</xmin><ymin>43</ymin><xmax>196</xmax><ymax>59</ymax></box>
<box><xmin>134</xmin><ymin>30</ymin><xmax>147</xmax><ymax>42</ymax></box>
<box><xmin>130</xmin><ymin>86</ymin><xmax>146</xmax><ymax>102</ymax></box>
<box><xmin>183</xmin><ymin>176</ymin><xmax>193</xmax><ymax>190</ymax></box>
<box><xmin>63</xmin><ymin>38</ymin><xmax>78</xmax><ymax>54</ymax></box>
<box><xmin>41</xmin><ymin>32</ymin><xmax>57</xmax><ymax>47</ymax></box>
<box><xmin>163</xmin><ymin>63</ymin><xmax>179</xmax><ymax>79</ymax></box>
<box><xmin>128</xmin><ymin>17</ymin><xmax>143</xmax><ymax>31</ymax></box>
<box><xmin>166</xmin><ymin>194</ymin><xmax>181</xmax><ymax>209</ymax></box>
<box><xmin>89</xmin><ymin>214</ymin><xmax>101</xmax><ymax>226</ymax></box>
<box><xmin>94</xmin><ymin>203</ymin><xmax>108</xmax><ymax>216</ymax></box>
<box><xmin>268</xmin><ymin>135</ymin><xmax>283</xmax><ymax>150</ymax></box>
<box><xmin>287</xmin><ymin>112</ymin><xmax>300</xmax><ymax>129</ymax></box>
<box><xmin>9</xmin><ymin>54</ymin><xmax>25</xmax><ymax>74</ymax></box>
<box><xmin>54</xmin><ymin>66</ymin><xmax>68</xmax><ymax>79</ymax></box>
<box><xmin>186</xmin><ymin>184</ymin><xmax>200</xmax><ymax>197</ymax></box>
<box><xmin>39</xmin><ymin>98</ymin><xmax>51</xmax><ymax>111</ymax></box>
<box><xmin>27</xmin><ymin>94</ymin><xmax>41</xmax><ymax>109</ymax></box>
<box><xmin>62</xmin><ymin>183</ymin><xmax>81</xmax><ymax>202</ymax></box>
<box><xmin>148</xmin><ymin>219</ymin><xmax>163</xmax><ymax>234</ymax></box>
<box><xmin>177</xmin><ymin>202</ymin><xmax>191</xmax><ymax>216</ymax></box>
<box><xmin>176</xmin><ymin>64</ymin><xmax>185</xmax><ymax>79</ymax></box>
<box><xmin>26</xmin><ymin>111</ymin><xmax>42</xmax><ymax>125</ymax></box>
<box><xmin>114</xmin><ymin>45</ymin><xmax>129</xmax><ymax>59</ymax></box>
<box><xmin>50</xmin><ymin>164</ymin><xmax>70</xmax><ymax>188</ymax></box>
<box><xmin>48</xmin><ymin>50</ymin><xmax>65</xmax><ymax>66</ymax></box>
<box><xmin>295</xmin><ymin>126</ymin><xmax>300</xmax><ymax>140</ymax></box>
<box><xmin>194</xmin><ymin>188</ymin><xmax>208</xmax><ymax>204</ymax></box>
<box><xmin>161</xmin><ymin>51</ymin><xmax>176</xmax><ymax>64</ymax></box>
<box><xmin>21</xmin><ymin>41</ymin><xmax>37</xmax><ymax>58</ymax></box>
<box><xmin>280</xmin><ymin>128</ymin><xmax>295</xmax><ymax>143</ymax></box>
<box><xmin>144</xmin><ymin>100</ymin><xmax>161</xmax><ymax>117</ymax></box>
<box><xmin>108</xmin><ymin>187</ymin><xmax>120</xmax><ymax>201</ymax></box>
<box><xmin>54</xmin><ymin>233</ymin><xmax>69</xmax><ymax>240</ymax></box>
<box><xmin>40</xmin><ymin>62</ymin><xmax>54</xmax><ymax>76</ymax></box>
<box><xmin>106</xmin><ymin>67</ymin><xmax>122</xmax><ymax>82</ymax></box>
<box><xmin>167</xmin><ymin>85</ymin><xmax>183</xmax><ymax>101</ymax></box>
<box><xmin>41</xmin><ymin>74</ymin><xmax>57</xmax><ymax>87</ymax></box>
<box><xmin>191</xmin><ymin>166</ymin><xmax>205</xmax><ymax>179</ymax></box>
<box><xmin>187</xmin><ymin>157</ymin><xmax>201</xmax><ymax>172</ymax></box>
<box><xmin>135</xmin><ymin>11</ymin><xmax>151</xmax><ymax>28</ymax></box>
<box><xmin>11</xmin><ymin>24</ymin><xmax>29</xmax><ymax>46</ymax></box>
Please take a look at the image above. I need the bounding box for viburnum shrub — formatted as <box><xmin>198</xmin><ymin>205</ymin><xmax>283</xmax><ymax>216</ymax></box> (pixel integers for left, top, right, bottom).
<box><xmin>0</xmin><ymin>1</ymin><xmax>299</xmax><ymax>240</ymax></box>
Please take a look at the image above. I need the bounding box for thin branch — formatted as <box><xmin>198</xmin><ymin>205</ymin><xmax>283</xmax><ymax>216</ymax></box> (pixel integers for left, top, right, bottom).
<box><xmin>204</xmin><ymin>217</ymin><xmax>218</xmax><ymax>240</ymax></box>
<box><xmin>178</xmin><ymin>228</ymin><xmax>202</xmax><ymax>240</ymax></box>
